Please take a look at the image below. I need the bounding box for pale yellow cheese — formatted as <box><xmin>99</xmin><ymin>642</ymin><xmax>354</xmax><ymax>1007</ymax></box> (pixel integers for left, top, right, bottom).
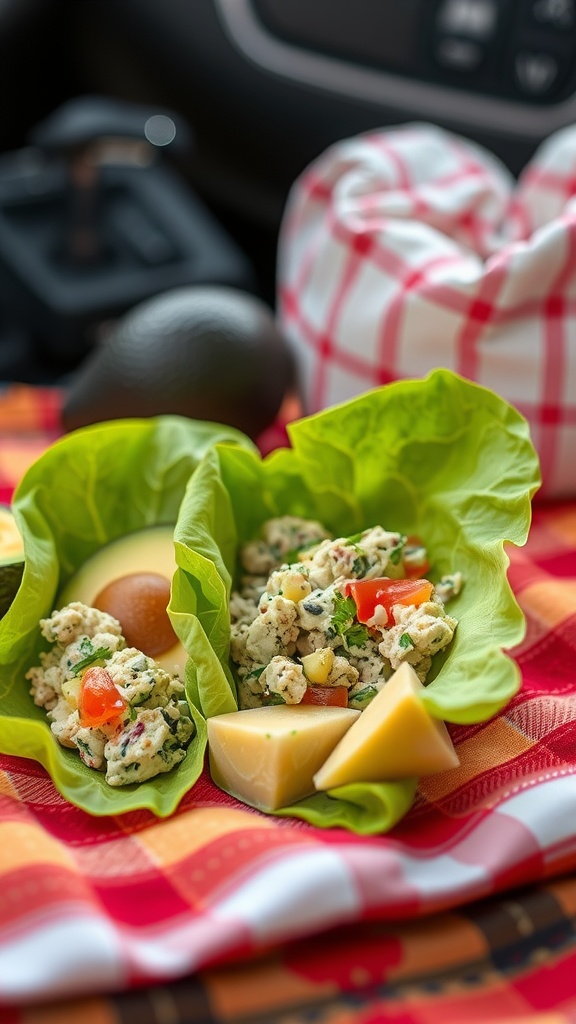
<box><xmin>58</xmin><ymin>525</ymin><xmax>188</xmax><ymax>675</ymax></box>
<box><xmin>207</xmin><ymin>704</ymin><xmax>360</xmax><ymax>811</ymax></box>
<box><xmin>313</xmin><ymin>663</ymin><xmax>460</xmax><ymax>790</ymax></box>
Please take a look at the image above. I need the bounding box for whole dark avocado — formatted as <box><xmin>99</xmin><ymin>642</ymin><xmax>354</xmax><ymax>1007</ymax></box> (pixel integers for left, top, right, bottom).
<box><xmin>62</xmin><ymin>286</ymin><xmax>296</xmax><ymax>439</ymax></box>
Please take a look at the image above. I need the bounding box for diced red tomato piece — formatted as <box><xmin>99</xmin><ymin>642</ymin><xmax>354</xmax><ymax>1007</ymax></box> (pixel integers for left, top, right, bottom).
<box><xmin>78</xmin><ymin>666</ymin><xmax>128</xmax><ymax>728</ymax></box>
<box><xmin>300</xmin><ymin>684</ymin><xmax>349</xmax><ymax>707</ymax></box>
<box><xmin>343</xmin><ymin>577</ymin><xmax>433</xmax><ymax>624</ymax></box>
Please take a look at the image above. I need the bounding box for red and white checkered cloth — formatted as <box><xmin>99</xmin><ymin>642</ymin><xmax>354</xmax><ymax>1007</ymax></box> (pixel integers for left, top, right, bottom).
<box><xmin>0</xmin><ymin>494</ymin><xmax>575</xmax><ymax>1009</ymax></box>
<box><xmin>0</xmin><ymin>391</ymin><xmax>575</xmax><ymax>1019</ymax></box>
<box><xmin>277</xmin><ymin>122</ymin><xmax>576</xmax><ymax>499</ymax></box>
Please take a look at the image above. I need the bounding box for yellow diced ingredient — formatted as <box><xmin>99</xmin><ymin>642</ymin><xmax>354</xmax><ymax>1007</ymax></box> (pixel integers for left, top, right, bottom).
<box><xmin>301</xmin><ymin>647</ymin><xmax>335</xmax><ymax>684</ymax></box>
<box><xmin>61</xmin><ymin>676</ymin><xmax>81</xmax><ymax>706</ymax></box>
<box><xmin>282</xmin><ymin>577</ymin><xmax>312</xmax><ymax>603</ymax></box>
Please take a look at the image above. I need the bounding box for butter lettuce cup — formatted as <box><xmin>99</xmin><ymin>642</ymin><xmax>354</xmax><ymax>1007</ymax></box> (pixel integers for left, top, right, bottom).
<box><xmin>0</xmin><ymin>415</ymin><xmax>256</xmax><ymax>817</ymax></box>
<box><xmin>172</xmin><ymin>369</ymin><xmax>541</xmax><ymax>834</ymax></box>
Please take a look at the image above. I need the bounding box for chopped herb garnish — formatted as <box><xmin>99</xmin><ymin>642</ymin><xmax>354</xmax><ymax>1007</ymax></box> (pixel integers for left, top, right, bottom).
<box><xmin>247</xmin><ymin>666</ymin><xmax>266</xmax><ymax>680</ymax></box>
<box><xmin>345</xmin><ymin>622</ymin><xmax>371</xmax><ymax>648</ymax></box>
<box><xmin>399</xmin><ymin>632</ymin><xmax>414</xmax><ymax>649</ymax></box>
<box><xmin>161</xmin><ymin>708</ymin><xmax>179</xmax><ymax>731</ymax></box>
<box><xmin>328</xmin><ymin>592</ymin><xmax>370</xmax><ymax>649</ymax></box>
<box><xmin>348</xmin><ymin>685</ymin><xmax>378</xmax><ymax>709</ymax></box>
<box><xmin>345</xmin><ymin>531</ymin><xmax>365</xmax><ymax>545</ymax></box>
<box><xmin>71</xmin><ymin>646</ymin><xmax>112</xmax><ymax>676</ymax></box>
<box><xmin>388</xmin><ymin>536</ymin><xmax>407</xmax><ymax>565</ymax></box>
<box><xmin>159</xmin><ymin>738</ymin><xmax>179</xmax><ymax>762</ymax></box>
<box><xmin>129</xmin><ymin>691</ymin><xmax>151</xmax><ymax>707</ymax></box>
<box><xmin>328</xmin><ymin>592</ymin><xmax>356</xmax><ymax>635</ymax></box>
<box><xmin>352</xmin><ymin>551</ymin><xmax>370</xmax><ymax>577</ymax></box>
<box><xmin>263</xmin><ymin>691</ymin><xmax>286</xmax><ymax>705</ymax></box>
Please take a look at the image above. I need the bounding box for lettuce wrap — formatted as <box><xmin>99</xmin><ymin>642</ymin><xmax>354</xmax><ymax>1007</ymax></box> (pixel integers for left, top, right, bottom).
<box><xmin>170</xmin><ymin>369</ymin><xmax>541</xmax><ymax>834</ymax></box>
<box><xmin>0</xmin><ymin>415</ymin><xmax>256</xmax><ymax>817</ymax></box>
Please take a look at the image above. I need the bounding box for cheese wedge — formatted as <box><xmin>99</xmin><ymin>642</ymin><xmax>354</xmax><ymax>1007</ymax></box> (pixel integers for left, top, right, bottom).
<box><xmin>207</xmin><ymin>704</ymin><xmax>360</xmax><ymax>811</ymax></box>
<box><xmin>313</xmin><ymin>663</ymin><xmax>459</xmax><ymax>790</ymax></box>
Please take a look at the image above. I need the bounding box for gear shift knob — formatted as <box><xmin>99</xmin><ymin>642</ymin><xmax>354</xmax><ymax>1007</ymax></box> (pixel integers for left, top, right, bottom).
<box><xmin>0</xmin><ymin>96</ymin><xmax>254</xmax><ymax>365</ymax></box>
<box><xmin>29</xmin><ymin>96</ymin><xmax>192</xmax><ymax>268</ymax></box>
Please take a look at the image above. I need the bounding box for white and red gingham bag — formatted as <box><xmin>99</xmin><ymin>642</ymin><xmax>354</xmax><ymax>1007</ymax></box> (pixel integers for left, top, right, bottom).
<box><xmin>277</xmin><ymin>123</ymin><xmax>576</xmax><ymax>499</ymax></box>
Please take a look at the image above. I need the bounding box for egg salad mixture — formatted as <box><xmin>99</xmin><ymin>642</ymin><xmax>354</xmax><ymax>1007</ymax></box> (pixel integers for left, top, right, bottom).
<box><xmin>230</xmin><ymin>517</ymin><xmax>463</xmax><ymax>711</ymax></box>
<box><xmin>27</xmin><ymin>603</ymin><xmax>194</xmax><ymax>786</ymax></box>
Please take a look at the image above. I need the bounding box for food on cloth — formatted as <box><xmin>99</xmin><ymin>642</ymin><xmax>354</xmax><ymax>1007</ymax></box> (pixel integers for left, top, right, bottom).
<box><xmin>313</xmin><ymin>662</ymin><xmax>460</xmax><ymax>791</ymax></box>
<box><xmin>153</xmin><ymin>370</ymin><xmax>539</xmax><ymax>831</ymax></box>
<box><xmin>59</xmin><ymin>525</ymin><xmax>187</xmax><ymax>676</ymax></box>
<box><xmin>207</xmin><ymin>704</ymin><xmax>360</xmax><ymax>811</ymax></box>
<box><xmin>0</xmin><ymin>373</ymin><xmax>539</xmax><ymax>828</ymax></box>
<box><xmin>0</xmin><ymin>505</ymin><xmax>25</xmax><ymax>618</ymax></box>
<box><xmin>26</xmin><ymin>602</ymin><xmax>195</xmax><ymax>787</ymax></box>
<box><xmin>230</xmin><ymin>516</ymin><xmax>462</xmax><ymax>712</ymax></box>
<box><xmin>0</xmin><ymin>416</ymin><xmax>256</xmax><ymax>819</ymax></box>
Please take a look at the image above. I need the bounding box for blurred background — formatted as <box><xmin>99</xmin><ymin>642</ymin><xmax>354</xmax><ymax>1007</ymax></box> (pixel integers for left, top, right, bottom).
<box><xmin>0</xmin><ymin>0</ymin><xmax>573</xmax><ymax>394</ymax></box>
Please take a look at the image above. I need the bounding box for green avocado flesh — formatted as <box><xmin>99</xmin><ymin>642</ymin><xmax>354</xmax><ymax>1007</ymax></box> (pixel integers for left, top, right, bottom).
<box><xmin>0</xmin><ymin>507</ymin><xmax>24</xmax><ymax>618</ymax></box>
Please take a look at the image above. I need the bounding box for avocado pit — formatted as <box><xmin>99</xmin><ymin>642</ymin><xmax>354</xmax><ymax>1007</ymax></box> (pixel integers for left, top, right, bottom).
<box><xmin>94</xmin><ymin>571</ymin><xmax>177</xmax><ymax>658</ymax></box>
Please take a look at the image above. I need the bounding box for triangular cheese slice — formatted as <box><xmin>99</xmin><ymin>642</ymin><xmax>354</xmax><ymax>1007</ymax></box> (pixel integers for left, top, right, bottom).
<box><xmin>313</xmin><ymin>662</ymin><xmax>460</xmax><ymax>789</ymax></box>
<box><xmin>208</xmin><ymin>704</ymin><xmax>360</xmax><ymax>811</ymax></box>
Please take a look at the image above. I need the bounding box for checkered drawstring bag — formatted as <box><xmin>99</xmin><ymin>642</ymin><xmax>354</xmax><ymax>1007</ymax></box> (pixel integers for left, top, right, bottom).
<box><xmin>277</xmin><ymin>122</ymin><xmax>576</xmax><ymax>498</ymax></box>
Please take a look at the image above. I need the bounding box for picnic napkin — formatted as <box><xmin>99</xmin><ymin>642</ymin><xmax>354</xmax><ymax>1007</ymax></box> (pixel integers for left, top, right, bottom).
<box><xmin>0</xmin><ymin>384</ymin><xmax>575</xmax><ymax>1024</ymax></box>
<box><xmin>277</xmin><ymin>122</ymin><xmax>576</xmax><ymax>500</ymax></box>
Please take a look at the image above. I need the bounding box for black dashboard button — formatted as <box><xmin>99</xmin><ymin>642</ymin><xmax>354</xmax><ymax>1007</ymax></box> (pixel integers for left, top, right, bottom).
<box><xmin>434</xmin><ymin>35</ymin><xmax>486</xmax><ymax>70</ymax></box>
<box><xmin>514</xmin><ymin>49</ymin><xmax>562</xmax><ymax>93</ymax></box>
<box><xmin>436</xmin><ymin>0</ymin><xmax>499</xmax><ymax>39</ymax></box>
<box><xmin>523</xmin><ymin>0</ymin><xmax>576</xmax><ymax>31</ymax></box>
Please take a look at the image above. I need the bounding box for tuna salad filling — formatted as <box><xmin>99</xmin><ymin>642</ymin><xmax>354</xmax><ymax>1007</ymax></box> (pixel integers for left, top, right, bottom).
<box><xmin>230</xmin><ymin>516</ymin><xmax>463</xmax><ymax>711</ymax></box>
<box><xmin>27</xmin><ymin>602</ymin><xmax>194</xmax><ymax>786</ymax></box>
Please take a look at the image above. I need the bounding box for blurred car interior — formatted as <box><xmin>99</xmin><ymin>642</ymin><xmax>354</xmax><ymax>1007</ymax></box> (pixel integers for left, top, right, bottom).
<box><xmin>0</xmin><ymin>0</ymin><xmax>574</xmax><ymax>386</ymax></box>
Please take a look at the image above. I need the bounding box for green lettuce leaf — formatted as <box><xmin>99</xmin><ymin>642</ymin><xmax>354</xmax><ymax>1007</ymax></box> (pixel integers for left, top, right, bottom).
<box><xmin>0</xmin><ymin>415</ymin><xmax>255</xmax><ymax>817</ymax></box>
<box><xmin>171</xmin><ymin>369</ymin><xmax>541</xmax><ymax>834</ymax></box>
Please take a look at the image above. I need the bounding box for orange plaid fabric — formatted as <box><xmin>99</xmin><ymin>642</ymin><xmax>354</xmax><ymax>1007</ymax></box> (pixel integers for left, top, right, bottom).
<box><xmin>0</xmin><ymin>384</ymin><xmax>63</xmax><ymax>505</ymax></box>
<box><xmin>0</xmin><ymin>385</ymin><xmax>575</xmax><ymax>1024</ymax></box>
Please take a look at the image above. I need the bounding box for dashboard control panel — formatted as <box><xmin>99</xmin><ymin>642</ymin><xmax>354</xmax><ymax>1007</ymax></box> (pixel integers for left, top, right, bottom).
<box><xmin>251</xmin><ymin>0</ymin><xmax>576</xmax><ymax>103</ymax></box>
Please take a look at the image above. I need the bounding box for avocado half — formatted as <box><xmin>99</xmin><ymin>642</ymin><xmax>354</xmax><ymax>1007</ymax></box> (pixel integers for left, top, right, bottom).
<box><xmin>0</xmin><ymin>505</ymin><xmax>24</xmax><ymax>618</ymax></box>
